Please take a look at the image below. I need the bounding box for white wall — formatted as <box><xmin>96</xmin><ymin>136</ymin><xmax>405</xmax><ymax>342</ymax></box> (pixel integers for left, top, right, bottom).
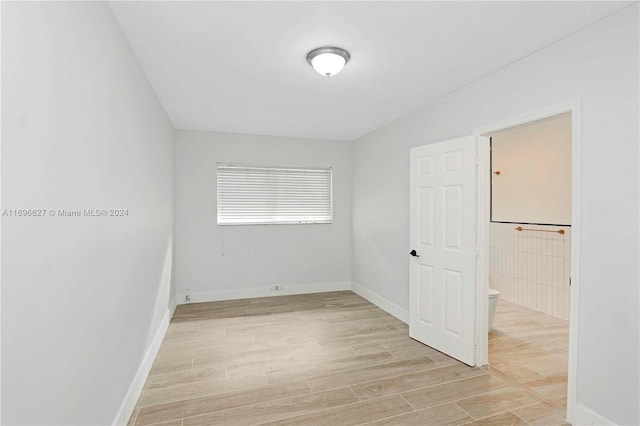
<box><xmin>2</xmin><ymin>3</ymin><xmax>175</xmax><ymax>425</ymax></box>
<box><xmin>352</xmin><ymin>5</ymin><xmax>638</xmax><ymax>425</ymax></box>
<box><xmin>490</xmin><ymin>223</ymin><xmax>571</xmax><ymax>320</ymax></box>
<box><xmin>174</xmin><ymin>130</ymin><xmax>351</xmax><ymax>302</ymax></box>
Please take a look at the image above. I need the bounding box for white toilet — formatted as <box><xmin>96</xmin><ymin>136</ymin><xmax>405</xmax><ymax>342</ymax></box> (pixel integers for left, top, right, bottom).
<box><xmin>488</xmin><ymin>288</ymin><xmax>500</xmax><ymax>331</ymax></box>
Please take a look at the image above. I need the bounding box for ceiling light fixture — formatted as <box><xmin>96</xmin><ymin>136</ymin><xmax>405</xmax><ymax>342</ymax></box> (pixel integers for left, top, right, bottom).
<box><xmin>306</xmin><ymin>46</ymin><xmax>350</xmax><ymax>77</ymax></box>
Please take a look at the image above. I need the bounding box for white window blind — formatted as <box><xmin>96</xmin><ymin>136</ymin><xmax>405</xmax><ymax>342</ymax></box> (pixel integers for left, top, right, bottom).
<box><xmin>217</xmin><ymin>163</ymin><xmax>333</xmax><ymax>225</ymax></box>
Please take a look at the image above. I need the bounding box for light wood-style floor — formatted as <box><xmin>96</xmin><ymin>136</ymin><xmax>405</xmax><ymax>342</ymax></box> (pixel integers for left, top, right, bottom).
<box><xmin>128</xmin><ymin>291</ymin><xmax>569</xmax><ymax>426</ymax></box>
<box><xmin>489</xmin><ymin>300</ymin><xmax>570</xmax><ymax>417</ymax></box>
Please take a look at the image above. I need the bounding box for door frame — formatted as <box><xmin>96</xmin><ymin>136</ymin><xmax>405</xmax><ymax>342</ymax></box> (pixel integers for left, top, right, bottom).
<box><xmin>472</xmin><ymin>99</ymin><xmax>581</xmax><ymax>424</ymax></box>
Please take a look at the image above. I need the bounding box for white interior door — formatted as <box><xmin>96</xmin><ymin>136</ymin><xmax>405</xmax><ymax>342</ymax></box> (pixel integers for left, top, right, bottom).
<box><xmin>409</xmin><ymin>135</ymin><xmax>480</xmax><ymax>366</ymax></box>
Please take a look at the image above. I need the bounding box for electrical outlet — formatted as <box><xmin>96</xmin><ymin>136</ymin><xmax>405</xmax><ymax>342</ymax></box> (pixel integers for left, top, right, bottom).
<box><xmin>269</xmin><ymin>285</ymin><xmax>284</xmax><ymax>291</ymax></box>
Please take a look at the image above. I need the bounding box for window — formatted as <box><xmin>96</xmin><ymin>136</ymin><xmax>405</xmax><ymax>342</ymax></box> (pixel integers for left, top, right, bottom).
<box><xmin>217</xmin><ymin>163</ymin><xmax>333</xmax><ymax>225</ymax></box>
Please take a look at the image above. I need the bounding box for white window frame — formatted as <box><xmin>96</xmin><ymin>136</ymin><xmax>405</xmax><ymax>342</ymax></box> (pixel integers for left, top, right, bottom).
<box><xmin>216</xmin><ymin>163</ymin><xmax>333</xmax><ymax>226</ymax></box>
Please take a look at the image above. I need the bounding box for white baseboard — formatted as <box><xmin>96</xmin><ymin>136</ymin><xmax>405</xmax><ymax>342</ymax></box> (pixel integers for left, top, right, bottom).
<box><xmin>113</xmin><ymin>300</ymin><xmax>177</xmax><ymax>426</ymax></box>
<box><xmin>573</xmin><ymin>404</ymin><xmax>616</xmax><ymax>426</ymax></box>
<box><xmin>351</xmin><ymin>282</ymin><xmax>409</xmax><ymax>324</ymax></box>
<box><xmin>176</xmin><ymin>281</ymin><xmax>351</xmax><ymax>305</ymax></box>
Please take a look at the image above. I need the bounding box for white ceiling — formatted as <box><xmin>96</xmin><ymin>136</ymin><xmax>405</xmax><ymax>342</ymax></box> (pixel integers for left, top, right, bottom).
<box><xmin>109</xmin><ymin>1</ymin><xmax>629</xmax><ymax>141</ymax></box>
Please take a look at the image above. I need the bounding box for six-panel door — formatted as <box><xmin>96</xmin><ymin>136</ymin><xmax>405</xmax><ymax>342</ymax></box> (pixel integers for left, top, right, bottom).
<box><xmin>409</xmin><ymin>135</ymin><xmax>478</xmax><ymax>366</ymax></box>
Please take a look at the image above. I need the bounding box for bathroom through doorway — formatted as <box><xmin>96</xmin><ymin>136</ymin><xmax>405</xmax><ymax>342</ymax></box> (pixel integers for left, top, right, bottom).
<box><xmin>474</xmin><ymin>104</ymin><xmax>578</xmax><ymax>424</ymax></box>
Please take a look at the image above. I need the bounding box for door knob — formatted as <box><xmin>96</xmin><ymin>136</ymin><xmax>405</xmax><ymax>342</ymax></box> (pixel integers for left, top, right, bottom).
<box><xmin>409</xmin><ymin>250</ymin><xmax>420</xmax><ymax>257</ymax></box>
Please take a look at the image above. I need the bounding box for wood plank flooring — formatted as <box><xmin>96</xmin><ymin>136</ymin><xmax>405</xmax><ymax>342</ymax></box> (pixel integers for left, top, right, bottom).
<box><xmin>489</xmin><ymin>300</ymin><xmax>570</xmax><ymax>417</ymax></box>
<box><xmin>128</xmin><ymin>291</ymin><xmax>569</xmax><ymax>426</ymax></box>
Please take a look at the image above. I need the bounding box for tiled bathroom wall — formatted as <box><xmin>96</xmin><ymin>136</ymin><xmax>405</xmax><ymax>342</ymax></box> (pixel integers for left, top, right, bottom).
<box><xmin>490</xmin><ymin>222</ymin><xmax>571</xmax><ymax>319</ymax></box>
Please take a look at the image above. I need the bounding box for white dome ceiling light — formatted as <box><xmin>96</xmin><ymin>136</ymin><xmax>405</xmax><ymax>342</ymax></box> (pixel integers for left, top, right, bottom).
<box><xmin>306</xmin><ymin>46</ymin><xmax>350</xmax><ymax>77</ymax></box>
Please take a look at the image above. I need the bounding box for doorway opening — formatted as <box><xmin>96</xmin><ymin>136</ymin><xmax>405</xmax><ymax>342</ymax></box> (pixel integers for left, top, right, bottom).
<box><xmin>475</xmin><ymin>102</ymin><xmax>580</xmax><ymax>424</ymax></box>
